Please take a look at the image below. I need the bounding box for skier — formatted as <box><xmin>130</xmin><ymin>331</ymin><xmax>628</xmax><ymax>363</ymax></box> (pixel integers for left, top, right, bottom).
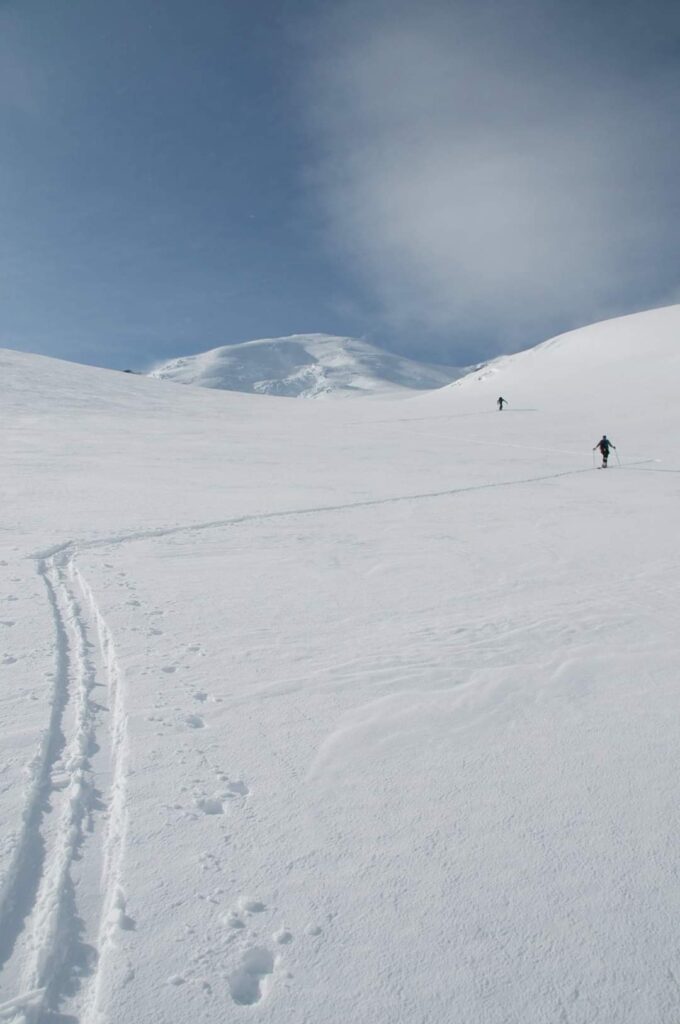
<box><xmin>593</xmin><ymin>435</ymin><xmax>616</xmax><ymax>468</ymax></box>
<box><xmin>497</xmin><ymin>396</ymin><xmax>507</xmax><ymax>411</ymax></box>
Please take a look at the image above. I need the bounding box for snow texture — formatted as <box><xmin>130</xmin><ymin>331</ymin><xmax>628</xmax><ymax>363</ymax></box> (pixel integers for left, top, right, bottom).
<box><xmin>1</xmin><ymin>304</ymin><xmax>680</xmax><ymax>1022</ymax></box>
<box><xmin>149</xmin><ymin>332</ymin><xmax>463</xmax><ymax>398</ymax></box>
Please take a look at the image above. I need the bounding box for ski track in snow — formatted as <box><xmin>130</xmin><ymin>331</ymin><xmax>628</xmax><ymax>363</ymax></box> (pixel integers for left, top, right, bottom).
<box><xmin>0</xmin><ymin>454</ymin><xmax>658</xmax><ymax>1020</ymax></box>
<box><xmin>29</xmin><ymin>455</ymin><xmax>656</xmax><ymax>564</ymax></box>
<box><xmin>0</xmin><ymin>549</ymin><xmax>129</xmax><ymax>1023</ymax></box>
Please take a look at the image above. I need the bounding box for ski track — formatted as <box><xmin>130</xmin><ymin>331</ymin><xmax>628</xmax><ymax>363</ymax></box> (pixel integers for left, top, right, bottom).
<box><xmin>0</xmin><ymin>455</ymin><xmax>659</xmax><ymax>1020</ymax></box>
<box><xmin>0</xmin><ymin>549</ymin><xmax>129</xmax><ymax>1023</ymax></box>
<box><xmin>29</xmin><ymin>456</ymin><xmax>658</xmax><ymax>564</ymax></box>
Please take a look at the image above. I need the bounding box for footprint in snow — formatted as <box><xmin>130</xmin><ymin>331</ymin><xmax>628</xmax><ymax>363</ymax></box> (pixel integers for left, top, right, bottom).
<box><xmin>229</xmin><ymin>948</ymin><xmax>275</xmax><ymax>1005</ymax></box>
<box><xmin>239</xmin><ymin>898</ymin><xmax>266</xmax><ymax>915</ymax></box>
<box><xmin>227</xmin><ymin>780</ymin><xmax>249</xmax><ymax>797</ymax></box>
<box><xmin>224</xmin><ymin>912</ymin><xmax>246</xmax><ymax>929</ymax></box>
<box><xmin>194</xmin><ymin>796</ymin><xmax>224</xmax><ymax>815</ymax></box>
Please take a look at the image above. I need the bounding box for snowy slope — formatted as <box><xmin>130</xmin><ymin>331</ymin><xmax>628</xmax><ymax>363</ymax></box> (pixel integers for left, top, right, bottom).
<box><xmin>1</xmin><ymin>304</ymin><xmax>680</xmax><ymax>1024</ymax></box>
<box><xmin>442</xmin><ymin>302</ymin><xmax>680</xmax><ymax>418</ymax></box>
<box><xmin>148</xmin><ymin>332</ymin><xmax>462</xmax><ymax>397</ymax></box>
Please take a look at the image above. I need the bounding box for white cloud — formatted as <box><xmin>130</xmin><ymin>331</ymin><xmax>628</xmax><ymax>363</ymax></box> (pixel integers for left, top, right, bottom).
<box><xmin>303</xmin><ymin>1</ymin><xmax>680</xmax><ymax>351</ymax></box>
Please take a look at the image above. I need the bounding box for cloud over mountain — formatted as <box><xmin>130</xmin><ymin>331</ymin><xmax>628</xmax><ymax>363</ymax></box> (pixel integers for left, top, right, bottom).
<box><xmin>303</xmin><ymin>0</ymin><xmax>680</xmax><ymax>353</ymax></box>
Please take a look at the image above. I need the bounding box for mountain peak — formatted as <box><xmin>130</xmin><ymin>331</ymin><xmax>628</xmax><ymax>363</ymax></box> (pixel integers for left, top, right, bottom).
<box><xmin>149</xmin><ymin>333</ymin><xmax>463</xmax><ymax>398</ymax></box>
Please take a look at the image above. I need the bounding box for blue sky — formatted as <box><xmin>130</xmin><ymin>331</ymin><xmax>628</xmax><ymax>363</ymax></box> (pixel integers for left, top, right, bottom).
<box><xmin>1</xmin><ymin>0</ymin><xmax>678</xmax><ymax>369</ymax></box>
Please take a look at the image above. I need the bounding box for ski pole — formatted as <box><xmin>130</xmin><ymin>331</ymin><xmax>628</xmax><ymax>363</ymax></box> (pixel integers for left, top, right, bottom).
<box><xmin>615</xmin><ymin>450</ymin><xmax>621</xmax><ymax>467</ymax></box>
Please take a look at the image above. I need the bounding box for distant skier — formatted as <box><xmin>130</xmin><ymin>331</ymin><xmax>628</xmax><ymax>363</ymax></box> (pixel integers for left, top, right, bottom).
<box><xmin>497</xmin><ymin>396</ymin><xmax>507</xmax><ymax>411</ymax></box>
<box><xmin>593</xmin><ymin>435</ymin><xmax>616</xmax><ymax>468</ymax></box>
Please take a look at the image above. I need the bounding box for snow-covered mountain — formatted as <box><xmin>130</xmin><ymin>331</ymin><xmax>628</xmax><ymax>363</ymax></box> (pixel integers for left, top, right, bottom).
<box><xmin>438</xmin><ymin>302</ymin><xmax>680</xmax><ymax>415</ymax></box>
<box><xmin>149</xmin><ymin>333</ymin><xmax>463</xmax><ymax>398</ymax></box>
<box><xmin>2</xmin><ymin>304</ymin><xmax>680</xmax><ymax>1024</ymax></box>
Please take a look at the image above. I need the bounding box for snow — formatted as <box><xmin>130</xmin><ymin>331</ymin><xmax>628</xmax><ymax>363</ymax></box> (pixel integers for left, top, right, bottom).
<box><xmin>1</xmin><ymin>304</ymin><xmax>680</xmax><ymax>1023</ymax></box>
<box><xmin>148</xmin><ymin>332</ymin><xmax>463</xmax><ymax>398</ymax></box>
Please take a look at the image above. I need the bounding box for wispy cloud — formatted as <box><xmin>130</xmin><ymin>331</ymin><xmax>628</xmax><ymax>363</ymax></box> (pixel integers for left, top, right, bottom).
<box><xmin>303</xmin><ymin>0</ymin><xmax>680</xmax><ymax>353</ymax></box>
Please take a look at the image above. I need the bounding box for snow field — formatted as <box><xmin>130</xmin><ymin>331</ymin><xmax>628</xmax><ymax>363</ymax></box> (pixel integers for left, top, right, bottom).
<box><xmin>1</xmin><ymin>304</ymin><xmax>680</xmax><ymax>1022</ymax></box>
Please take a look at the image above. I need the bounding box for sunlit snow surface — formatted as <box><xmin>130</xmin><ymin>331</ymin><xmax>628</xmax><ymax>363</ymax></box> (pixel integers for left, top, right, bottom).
<box><xmin>149</xmin><ymin>333</ymin><xmax>462</xmax><ymax>397</ymax></box>
<box><xmin>1</xmin><ymin>305</ymin><xmax>679</xmax><ymax>1023</ymax></box>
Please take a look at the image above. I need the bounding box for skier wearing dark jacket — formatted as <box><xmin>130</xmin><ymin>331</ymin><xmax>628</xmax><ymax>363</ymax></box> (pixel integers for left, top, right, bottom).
<box><xmin>593</xmin><ymin>435</ymin><xmax>616</xmax><ymax>467</ymax></box>
<box><xmin>497</xmin><ymin>396</ymin><xmax>507</xmax><ymax>411</ymax></box>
